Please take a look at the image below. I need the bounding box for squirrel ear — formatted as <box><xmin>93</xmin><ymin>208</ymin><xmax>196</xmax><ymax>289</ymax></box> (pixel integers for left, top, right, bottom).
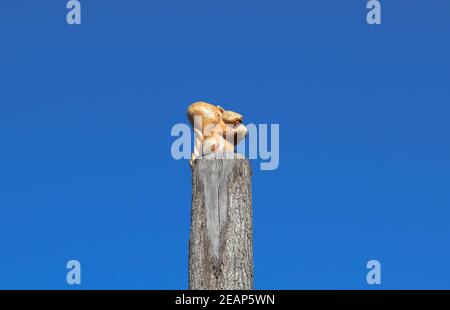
<box><xmin>217</xmin><ymin>105</ymin><xmax>225</xmax><ymax>113</ymax></box>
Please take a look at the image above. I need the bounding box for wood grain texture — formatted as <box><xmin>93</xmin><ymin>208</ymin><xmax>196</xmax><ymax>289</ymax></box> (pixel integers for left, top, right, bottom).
<box><xmin>189</xmin><ymin>155</ymin><xmax>253</xmax><ymax>290</ymax></box>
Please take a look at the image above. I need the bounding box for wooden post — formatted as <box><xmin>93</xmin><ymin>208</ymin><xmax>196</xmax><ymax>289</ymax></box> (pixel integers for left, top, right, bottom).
<box><xmin>189</xmin><ymin>155</ymin><xmax>253</xmax><ymax>290</ymax></box>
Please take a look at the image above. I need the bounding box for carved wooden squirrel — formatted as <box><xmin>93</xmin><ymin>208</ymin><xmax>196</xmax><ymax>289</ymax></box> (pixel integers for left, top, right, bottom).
<box><xmin>187</xmin><ymin>102</ymin><xmax>248</xmax><ymax>166</ymax></box>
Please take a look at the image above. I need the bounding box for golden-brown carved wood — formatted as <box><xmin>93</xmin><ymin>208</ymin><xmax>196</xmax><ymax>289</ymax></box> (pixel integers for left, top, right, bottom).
<box><xmin>187</xmin><ymin>102</ymin><xmax>248</xmax><ymax>166</ymax></box>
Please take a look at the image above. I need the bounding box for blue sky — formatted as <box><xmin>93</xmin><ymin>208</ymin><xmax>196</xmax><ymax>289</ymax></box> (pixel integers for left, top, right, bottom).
<box><xmin>0</xmin><ymin>1</ymin><xmax>449</xmax><ymax>289</ymax></box>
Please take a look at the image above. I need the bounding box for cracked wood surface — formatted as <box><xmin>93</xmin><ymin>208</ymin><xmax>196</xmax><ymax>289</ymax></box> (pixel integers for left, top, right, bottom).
<box><xmin>189</xmin><ymin>157</ymin><xmax>253</xmax><ymax>290</ymax></box>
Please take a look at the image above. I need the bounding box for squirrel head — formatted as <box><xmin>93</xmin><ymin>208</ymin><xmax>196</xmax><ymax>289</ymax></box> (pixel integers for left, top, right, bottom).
<box><xmin>217</xmin><ymin>105</ymin><xmax>244</xmax><ymax>125</ymax></box>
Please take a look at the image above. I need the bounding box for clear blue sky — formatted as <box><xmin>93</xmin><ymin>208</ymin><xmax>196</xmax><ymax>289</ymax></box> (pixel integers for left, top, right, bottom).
<box><xmin>0</xmin><ymin>1</ymin><xmax>449</xmax><ymax>289</ymax></box>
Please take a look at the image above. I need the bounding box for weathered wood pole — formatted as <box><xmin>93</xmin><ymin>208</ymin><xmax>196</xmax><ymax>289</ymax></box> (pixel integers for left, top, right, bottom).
<box><xmin>189</xmin><ymin>156</ymin><xmax>253</xmax><ymax>290</ymax></box>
